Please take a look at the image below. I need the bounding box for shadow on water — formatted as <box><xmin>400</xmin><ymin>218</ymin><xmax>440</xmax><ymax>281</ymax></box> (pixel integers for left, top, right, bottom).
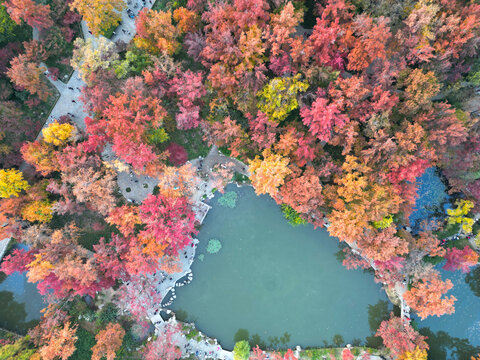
<box><xmin>0</xmin><ymin>290</ymin><xmax>39</xmax><ymax>334</ymax></box>
<box><xmin>365</xmin><ymin>300</ymin><xmax>391</xmax><ymax>349</ymax></box>
<box><xmin>465</xmin><ymin>265</ymin><xmax>480</xmax><ymax>298</ymax></box>
<box><xmin>419</xmin><ymin>327</ymin><xmax>480</xmax><ymax>360</ymax></box>
<box><xmin>175</xmin><ymin>309</ymin><xmax>189</xmax><ymax>322</ymax></box>
<box><xmin>232</xmin><ymin>329</ymin><xmax>294</xmax><ymax>351</ymax></box>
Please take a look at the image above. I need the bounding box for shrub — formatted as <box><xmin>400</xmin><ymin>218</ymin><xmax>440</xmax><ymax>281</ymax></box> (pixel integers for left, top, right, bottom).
<box><xmin>0</xmin><ymin>336</ymin><xmax>36</xmax><ymax>360</ymax></box>
<box><xmin>166</xmin><ymin>142</ymin><xmax>188</xmax><ymax>165</ymax></box>
<box><xmin>96</xmin><ymin>303</ymin><xmax>119</xmax><ymax>326</ymax></box>
<box><xmin>69</xmin><ymin>328</ymin><xmax>95</xmax><ymax>360</ymax></box>
<box><xmin>233</xmin><ymin>340</ymin><xmax>250</xmax><ymax>360</ymax></box>
<box><xmin>281</xmin><ymin>204</ymin><xmax>306</xmax><ymax>226</ymax></box>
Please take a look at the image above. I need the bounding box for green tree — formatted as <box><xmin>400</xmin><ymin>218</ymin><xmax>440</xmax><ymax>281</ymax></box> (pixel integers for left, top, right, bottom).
<box><xmin>0</xmin><ymin>3</ymin><xmax>16</xmax><ymax>44</ymax></box>
<box><xmin>0</xmin><ymin>336</ymin><xmax>37</xmax><ymax>360</ymax></box>
<box><xmin>281</xmin><ymin>204</ymin><xmax>306</xmax><ymax>226</ymax></box>
<box><xmin>233</xmin><ymin>340</ymin><xmax>250</xmax><ymax>360</ymax></box>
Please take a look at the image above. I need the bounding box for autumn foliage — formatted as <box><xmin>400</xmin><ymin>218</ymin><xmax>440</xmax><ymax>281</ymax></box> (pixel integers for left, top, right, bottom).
<box><xmin>3</xmin><ymin>0</ymin><xmax>480</xmax><ymax>357</ymax></box>
<box><xmin>91</xmin><ymin>323</ymin><xmax>125</xmax><ymax>360</ymax></box>
<box><xmin>376</xmin><ymin>314</ymin><xmax>428</xmax><ymax>357</ymax></box>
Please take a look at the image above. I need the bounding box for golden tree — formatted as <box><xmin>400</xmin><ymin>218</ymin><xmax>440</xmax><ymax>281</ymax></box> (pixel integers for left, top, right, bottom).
<box><xmin>70</xmin><ymin>0</ymin><xmax>125</xmax><ymax>36</ymax></box>
<box><xmin>71</xmin><ymin>37</ymin><xmax>119</xmax><ymax>83</ymax></box>
<box><xmin>134</xmin><ymin>9</ymin><xmax>179</xmax><ymax>55</ymax></box>
<box><xmin>0</xmin><ymin>168</ymin><xmax>30</xmax><ymax>198</ymax></box>
<box><xmin>399</xmin><ymin>347</ymin><xmax>428</xmax><ymax>360</ymax></box>
<box><xmin>42</xmin><ymin>121</ymin><xmax>76</xmax><ymax>147</ymax></box>
<box><xmin>21</xmin><ymin>200</ymin><xmax>53</xmax><ymax>223</ymax></box>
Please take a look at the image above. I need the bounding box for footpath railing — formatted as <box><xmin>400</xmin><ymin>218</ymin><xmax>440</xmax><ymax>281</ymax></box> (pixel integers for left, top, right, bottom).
<box><xmin>0</xmin><ymin>327</ymin><xmax>23</xmax><ymax>340</ymax></box>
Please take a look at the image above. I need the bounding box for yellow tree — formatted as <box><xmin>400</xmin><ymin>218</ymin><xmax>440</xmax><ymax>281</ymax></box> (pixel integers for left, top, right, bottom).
<box><xmin>399</xmin><ymin>347</ymin><xmax>428</xmax><ymax>360</ymax></box>
<box><xmin>70</xmin><ymin>0</ymin><xmax>125</xmax><ymax>36</ymax></box>
<box><xmin>447</xmin><ymin>199</ymin><xmax>475</xmax><ymax>234</ymax></box>
<box><xmin>0</xmin><ymin>169</ymin><xmax>30</xmax><ymax>198</ymax></box>
<box><xmin>42</xmin><ymin>121</ymin><xmax>76</xmax><ymax>146</ymax></box>
<box><xmin>249</xmin><ymin>149</ymin><xmax>291</xmax><ymax>197</ymax></box>
<box><xmin>21</xmin><ymin>200</ymin><xmax>53</xmax><ymax>223</ymax></box>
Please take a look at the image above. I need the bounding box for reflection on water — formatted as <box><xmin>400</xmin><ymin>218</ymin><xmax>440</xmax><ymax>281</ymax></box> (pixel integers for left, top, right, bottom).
<box><xmin>418</xmin><ymin>327</ymin><xmax>480</xmax><ymax>360</ymax></box>
<box><xmin>409</xmin><ymin>167</ymin><xmax>449</xmax><ymax>233</ymax></box>
<box><xmin>0</xmin><ymin>244</ymin><xmax>44</xmax><ymax>334</ymax></box>
<box><xmin>416</xmin><ymin>266</ymin><xmax>480</xmax><ymax>359</ymax></box>
<box><xmin>171</xmin><ymin>184</ymin><xmax>389</xmax><ymax>350</ymax></box>
<box><xmin>365</xmin><ymin>300</ymin><xmax>391</xmax><ymax>349</ymax></box>
<box><xmin>465</xmin><ymin>265</ymin><xmax>480</xmax><ymax>298</ymax></box>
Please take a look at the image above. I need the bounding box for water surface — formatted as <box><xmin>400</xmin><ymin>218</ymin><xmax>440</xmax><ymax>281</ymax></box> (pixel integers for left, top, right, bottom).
<box><xmin>171</xmin><ymin>185</ymin><xmax>389</xmax><ymax>350</ymax></box>
<box><xmin>416</xmin><ymin>266</ymin><xmax>480</xmax><ymax>359</ymax></box>
<box><xmin>0</xmin><ymin>244</ymin><xmax>44</xmax><ymax>334</ymax></box>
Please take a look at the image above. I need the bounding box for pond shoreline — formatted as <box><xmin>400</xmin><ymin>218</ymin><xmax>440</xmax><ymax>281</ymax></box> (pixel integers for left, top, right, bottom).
<box><xmin>152</xmin><ymin>152</ymin><xmax>389</xmax><ymax>359</ymax></box>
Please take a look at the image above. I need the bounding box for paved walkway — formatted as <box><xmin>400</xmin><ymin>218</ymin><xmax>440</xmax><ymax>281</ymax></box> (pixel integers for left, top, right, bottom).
<box><xmin>0</xmin><ymin>238</ymin><xmax>10</xmax><ymax>263</ymax></box>
<box><xmin>159</xmin><ymin>319</ymin><xmax>233</xmax><ymax>360</ymax></box>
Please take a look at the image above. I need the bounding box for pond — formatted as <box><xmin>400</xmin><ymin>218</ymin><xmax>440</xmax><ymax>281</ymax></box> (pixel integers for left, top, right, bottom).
<box><xmin>409</xmin><ymin>167</ymin><xmax>480</xmax><ymax>359</ymax></box>
<box><xmin>0</xmin><ymin>244</ymin><xmax>44</xmax><ymax>334</ymax></box>
<box><xmin>416</xmin><ymin>267</ymin><xmax>480</xmax><ymax>359</ymax></box>
<box><xmin>409</xmin><ymin>167</ymin><xmax>449</xmax><ymax>233</ymax></box>
<box><xmin>170</xmin><ymin>184</ymin><xmax>390</xmax><ymax>350</ymax></box>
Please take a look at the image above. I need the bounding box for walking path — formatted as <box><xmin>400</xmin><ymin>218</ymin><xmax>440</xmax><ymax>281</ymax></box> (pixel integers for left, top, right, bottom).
<box><xmin>0</xmin><ymin>238</ymin><xmax>10</xmax><ymax>263</ymax></box>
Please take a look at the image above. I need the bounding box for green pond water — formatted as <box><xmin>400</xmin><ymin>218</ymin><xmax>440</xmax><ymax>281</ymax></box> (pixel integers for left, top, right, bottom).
<box><xmin>171</xmin><ymin>184</ymin><xmax>391</xmax><ymax>350</ymax></box>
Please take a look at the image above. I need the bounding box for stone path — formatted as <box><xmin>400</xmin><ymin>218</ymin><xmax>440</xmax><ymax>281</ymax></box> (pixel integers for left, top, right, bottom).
<box><xmin>156</xmin><ymin>319</ymin><xmax>233</xmax><ymax>360</ymax></box>
<box><xmin>0</xmin><ymin>238</ymin><xmax>10</xmax><ymax>263</ymax></box>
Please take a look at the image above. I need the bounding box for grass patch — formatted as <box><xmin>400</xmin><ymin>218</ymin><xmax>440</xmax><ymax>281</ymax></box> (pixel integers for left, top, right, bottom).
<box><xmin>101</xmin><ymin>23</ymin><xmax>118</xmax><ymax>39</ymax></box>
<box><xmin>69</xmin><ymin>327</ymin><xmax>95</xmax><ymax>360</ymax></box>
<box><xmin>164</xmin><ymin>127</ymin><xmax>209</xmax><ymax>160</ymax></box>
<box><xmin>423</xmin><ymin>255</ymin><xmax>445</xmax><ymax>265</ymax></box>
<box><xmin>43</xmin><ymin>33</ymin><xmax>76</xmax><ymax>83</ymax></box>
<box><xmin>78</xmin><ymin>228</ymin><xmax>108</xmax><ymax>251</ymax></box>
<box><xmin>233</xmin><ymin>172</ymin><xmax>250</xmax><ymax>184</ymax></box>
<box><xmin>152</xmin><ymin>0</ymin><xmax>186</xmax><ymax>11</ymax></box>
<box><xmin>434</xmin><ymin>223</ymin><xmax>460</xmax><ymax>240</ymax></box>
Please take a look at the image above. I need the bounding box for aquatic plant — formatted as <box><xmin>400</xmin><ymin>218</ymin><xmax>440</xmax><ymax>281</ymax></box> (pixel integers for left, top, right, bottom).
<box><xmin>218</xmin><ymin>191</ymin><xmax>238</xmax><ymax>208</ymax></box>
<box><xmin>206</xmin><ymin>239</ymin><xmax>222</xmax><ymax>254</ymax></box>
<box><xmin>198</xmin><ymin>254</ymin><xmax>205</xmax><ymax>261</ymax></box>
